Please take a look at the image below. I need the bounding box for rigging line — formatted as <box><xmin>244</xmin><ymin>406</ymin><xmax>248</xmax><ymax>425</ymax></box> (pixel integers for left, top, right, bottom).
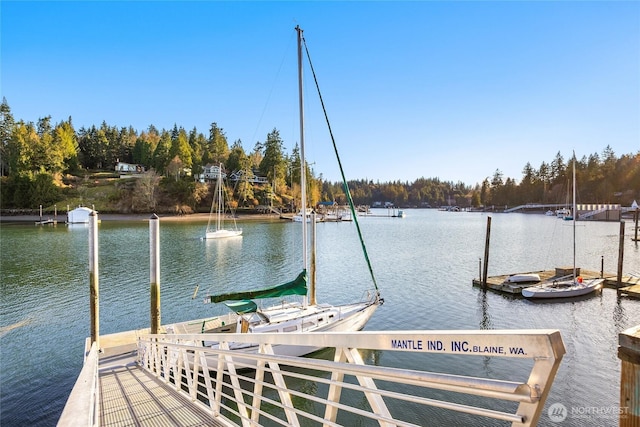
<box><xmin>250</xmin><ymin>31</ymin><xmax>297</xmax><ymax>144</ymax></box>
<box><xmin>301</xmin><ymin>35</ymin><xmax>380</xmax><ymax>294</ymax></box>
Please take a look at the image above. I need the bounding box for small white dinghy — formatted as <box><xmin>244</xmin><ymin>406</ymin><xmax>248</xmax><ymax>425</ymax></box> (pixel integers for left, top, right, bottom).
<box><xmin>506</xmin><ymin>273</ymin><xmax>541</xmax><ymax>284</ymax></box>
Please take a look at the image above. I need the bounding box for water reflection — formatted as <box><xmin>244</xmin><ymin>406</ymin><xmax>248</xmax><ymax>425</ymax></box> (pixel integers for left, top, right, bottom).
<box><xmin>476</xmin><ymin>290</ymin><xmax>493</xmax><ymax>330</ymax></box>
<box><xmin>613</xmin><ymin>295</ymin><xmax>627</xmax><ymax>331</ymax></box>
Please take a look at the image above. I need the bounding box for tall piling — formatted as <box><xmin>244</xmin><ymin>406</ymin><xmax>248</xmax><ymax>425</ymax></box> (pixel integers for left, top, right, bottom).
<box><xmin>619</xmin><ymin>325</ymin><xmax>640</xmax><ymax>426</ymax></box>
<box><xmin>89</xmin><ymin>211</ymin><xmax>99</xmax><ymax>347</ymax></box>
<box><xmin>150</xmin><ymin>214</ymin><xmax>161</xmax><ymax>334</ymax></box>
<box><xmin>482</xmin><ymin>216</ymin><xmax>492</xmax><ymax>290</ymax></box>
<box><xmin>618</xmin><ymin>221</ymin><xmax>625</xmax><ymax>286</ymax></box>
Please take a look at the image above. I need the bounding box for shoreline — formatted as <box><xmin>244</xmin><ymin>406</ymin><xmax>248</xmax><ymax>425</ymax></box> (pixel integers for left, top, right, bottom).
<box><xmin>0</xmin><ymin>212</ymin><xmax>286</xmax><ymax>224</ymax></box>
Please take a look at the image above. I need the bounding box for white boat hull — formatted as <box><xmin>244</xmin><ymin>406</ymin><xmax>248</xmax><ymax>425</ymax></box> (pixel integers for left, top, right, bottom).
<box><xmin>205</xmin><ymin>229</ymin><xmax>242</xmax><ymax>239</ymax></box>
<box><xmin>167</xmin><ymin>300</ymin><xmax>381</xmax><ymax>369</ymax></box>
<box><xmin>227</xmin><ymin>302</ymin><xmax>380</xmax><ymax>360</ymax></box>
<box><xmin>506</xmin><ymin>273</ymin><xmax>541</xmax><ymax>283</ymax></box>
<box><xmin>522</xmin><ymin>278</ymin><xmax>604</xmax><ymax>299</ymax></box>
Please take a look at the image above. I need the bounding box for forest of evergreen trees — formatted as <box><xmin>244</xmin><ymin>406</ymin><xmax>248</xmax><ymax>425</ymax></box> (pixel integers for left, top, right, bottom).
<box><xmin>1</xmin><ymin>98</ymin><xmax>638</xmax><ymax>214</ymax></box>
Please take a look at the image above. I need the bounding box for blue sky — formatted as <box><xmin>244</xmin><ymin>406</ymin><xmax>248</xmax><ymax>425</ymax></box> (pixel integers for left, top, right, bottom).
<box><xmin>2</xmin><ymin>1</ymin><xmax>639</xmax><ymax>186</ymax></box>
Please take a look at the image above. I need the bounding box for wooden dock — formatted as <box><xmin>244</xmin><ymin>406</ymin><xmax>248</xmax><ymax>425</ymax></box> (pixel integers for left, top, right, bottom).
<box><xmin>472</xmin><ymin>267</ymin><xmax>640</xmax><ymax>298</ymax></box>
<box><xmin>617</xmin><ymin>275</ymin><xmax>640</xmax><ymax>298</ymax></box>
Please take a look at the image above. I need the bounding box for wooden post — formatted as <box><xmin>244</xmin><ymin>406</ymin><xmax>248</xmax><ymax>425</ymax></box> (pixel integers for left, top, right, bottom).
<box><xmin>482</xmin><ymin>216</ymin><xmax>491</xmax><ymax>290</ymax></box>
<box><xmin>89</xmin><ymin>211</ymin><xmax>99</xmax><ymax>348</ymax></box>
<box><xmin>619</xmin><ymin>325</ymin><xmax>640</xmax><ymax>426</ymax></box>
<box><xmin>150</xmin><ymin>214</ymin><xmax>160</xmax><ymax>334</ymax></box>
<box><xmin>634</xmin><ymin>209</ymin><xmax>639</xmax><ymax>242</ymax></box>
<box><xmin>618</xmin><ymin>221</ymin><xmax>625</xmax><ymax>287</ymax></box>
<box><xmin>39</xmin><ymin>204</ymin><xmax>42</xmax><ymax>223</ymax></box>
<box><xmin>601</xmin><ymin>255</ymin><xmax>604</xmax><ymax>279</ymax></box>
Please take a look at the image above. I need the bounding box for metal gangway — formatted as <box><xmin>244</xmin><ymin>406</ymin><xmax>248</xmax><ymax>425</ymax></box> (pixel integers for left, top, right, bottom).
<box><xmin>60</xmin><ymin>329</ymin><xmax>565</xmax><ymax>427</ymax></box>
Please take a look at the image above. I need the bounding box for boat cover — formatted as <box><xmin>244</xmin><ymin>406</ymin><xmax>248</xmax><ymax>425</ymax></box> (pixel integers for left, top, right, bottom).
<box><xmin>207</xmin><ymin>270</ymin><xmax>308</xmax><ymax>304</ymax></box>
<box><xmin>223</xmin><ymin>300</ymin><xmax>258</xmax><ymax>314</ymax></box>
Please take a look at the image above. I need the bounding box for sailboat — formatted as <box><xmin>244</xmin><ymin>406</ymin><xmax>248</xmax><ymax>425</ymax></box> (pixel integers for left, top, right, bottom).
<box><xmin>522</xmin><ymin>154</ymin><xmax>604</xmax><ymax>299</ymax></box>
<box><xmin>204</xmin><ymin>164</ymin><xmax>242</xmax><ymax>239</ymax></box>
<box><xmin>293</xmin><ymin>208</ymin><xmax>322</xmax><ymax>222</ymax></box>
<box><xmin>168</xmin><ymin>26</ymin><xmax>382</xmax><ymax>355</ymax></box>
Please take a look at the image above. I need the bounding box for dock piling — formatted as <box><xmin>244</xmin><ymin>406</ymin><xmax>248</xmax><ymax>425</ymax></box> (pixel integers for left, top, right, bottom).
<box><xmin>619</xmin><ymin>325</ymin><xmax>640</xmax><ymax>426</ymax></box>
<box><xmin>89</xmin><ymin>211</ymin><xmax>99</xmax><ymax>348</ymax></box>
<box><xmin>150</xmin><ymin>214</ymin><xmax>160</xmax><ymax>334</ymax></box>
<box><xmin>482</xmin><ymin>216</ymin><xmax>491</xmax><ymax>290</ymax></box>
<box><xmin>618</xmin><ymin>221</ymin><xmax>625</xmax><ymax>287</ymax></box>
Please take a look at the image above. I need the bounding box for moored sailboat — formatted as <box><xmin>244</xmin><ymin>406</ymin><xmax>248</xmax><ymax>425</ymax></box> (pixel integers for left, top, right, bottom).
<box><xmin>169</xmin><ymin>26</ymin><xmax>382</xmax><ymax>355</ymax></box>
<box><xmin>204</xmin><ymin>163</ymin><xmax>242</xmax><ymax>239</ymax></box>
<box><xmin>522</xmin><ymin>153</ymin><xmax>604</xmax><ymax>299</ymax></box>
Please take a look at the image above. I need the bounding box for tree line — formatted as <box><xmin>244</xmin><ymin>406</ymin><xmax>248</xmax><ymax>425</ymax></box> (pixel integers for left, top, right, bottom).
<box><xmin>1</xmin><ymin>97</ymin><xmax>638</xmax><ymax>213</ymax></box>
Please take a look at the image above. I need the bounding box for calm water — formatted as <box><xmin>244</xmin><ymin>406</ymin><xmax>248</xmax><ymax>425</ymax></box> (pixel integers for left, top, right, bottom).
<box><xmin>1</xmin><ymin>209</ymin><xmax>638</xmax><ymax>426</ymax></box>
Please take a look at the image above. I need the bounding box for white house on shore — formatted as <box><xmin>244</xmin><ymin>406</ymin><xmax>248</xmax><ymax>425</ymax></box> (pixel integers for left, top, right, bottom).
<box><xmin>115</xmin><ymin>161</ymin><xmax>145</xmax><ymax>174</ymax></box>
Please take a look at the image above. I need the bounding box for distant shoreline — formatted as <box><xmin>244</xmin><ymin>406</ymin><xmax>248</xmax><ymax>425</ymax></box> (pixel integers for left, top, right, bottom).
<box><xmin>0</xmin><ymin>212</ymin><xmax>284</xmax><ymax>224</ymax></box>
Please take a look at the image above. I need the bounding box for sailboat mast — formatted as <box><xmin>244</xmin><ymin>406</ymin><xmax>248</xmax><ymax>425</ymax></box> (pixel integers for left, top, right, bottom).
<box><xmin>297</xmin><ymin>25</ymin><xmax>308</xmax><ymax>275</ymax></box>
<box><xmin>217</xmin><ymin>163</ymin><xmax>223</xmax><ymax>231</ymax></box>
<box><xmin>572</xmin><ymin>153</ymin><xmax>576</xmax><ymax>280</ymax></box>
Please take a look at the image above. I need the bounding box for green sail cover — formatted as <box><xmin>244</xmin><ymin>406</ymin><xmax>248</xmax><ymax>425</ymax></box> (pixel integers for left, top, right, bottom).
<box><xmin>224</xmin><ymin>300</ymin><xmax>258</xmax><ymax>314</ymax></box>
<box><xmin>208</xmin><ymin>270</ymin><xmax>308</xmax><ymax>304</ymax></box>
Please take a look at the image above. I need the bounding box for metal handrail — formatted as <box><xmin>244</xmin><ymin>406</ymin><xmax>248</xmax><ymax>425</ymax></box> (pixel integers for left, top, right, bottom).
<box><xmin>137</xmin><ymin>329</ymin><xmax>564</xmax><ymax>427</ymax></box>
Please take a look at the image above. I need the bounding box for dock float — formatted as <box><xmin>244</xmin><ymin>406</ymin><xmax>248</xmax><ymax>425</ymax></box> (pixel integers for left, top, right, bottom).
<box><xmin>472</xmin><ymin>267</ymin><xmax>640</xmax><ymax>297</ymax></box>
<box><xmin>617</xmin><ymin>275</ymin><xmax>640</xmax><ymax>298</ymax></box>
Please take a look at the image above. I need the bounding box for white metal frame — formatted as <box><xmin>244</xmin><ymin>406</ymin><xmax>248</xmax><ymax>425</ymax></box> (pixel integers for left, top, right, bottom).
<box><xmin>137</xmin><ymin>329</ymin><xmax>565</xmax><ymax>427</ymax></box>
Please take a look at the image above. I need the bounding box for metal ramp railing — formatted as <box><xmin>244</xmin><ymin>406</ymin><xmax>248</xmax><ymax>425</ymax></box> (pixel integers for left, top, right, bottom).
<box><xmin>579</xmin><ymin>207</ymin><xmax>608</xmax><ymax>220</ymax></box>
<box><xmin>137</xmin><ymin>329</ymin><xmax>565</xmax><ymax>427</ymax></box>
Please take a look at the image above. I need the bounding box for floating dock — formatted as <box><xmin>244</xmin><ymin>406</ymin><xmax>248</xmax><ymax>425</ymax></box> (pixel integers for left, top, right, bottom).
<box><xmin>617</xmin><ymin>277</ymin><xmax>640</xmax><ymax>298</ymax></box>
<box><xmin>472</xmin><ymin>267</ymin><xmax>640</xmax><ymax>298</ymax></box>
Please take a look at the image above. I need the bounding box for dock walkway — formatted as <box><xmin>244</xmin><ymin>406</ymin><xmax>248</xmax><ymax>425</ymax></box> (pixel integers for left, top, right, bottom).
<box><xmin>99</xmin><ymin>351</ymin><xmax>226</xmax><ymax>427</ymax></box>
